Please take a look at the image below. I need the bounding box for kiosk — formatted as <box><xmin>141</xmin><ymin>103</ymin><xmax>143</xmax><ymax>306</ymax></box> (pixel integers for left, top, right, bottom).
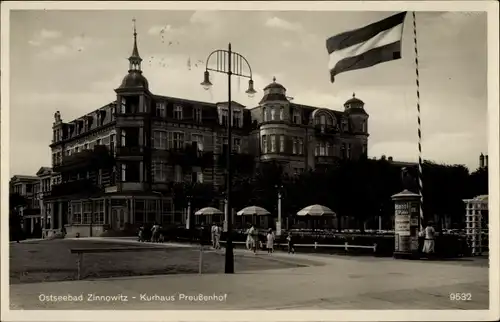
<box><xmin>392</xmin><ymin>190</ymin><xmax>421</xmax><ymax>259</ymax></box>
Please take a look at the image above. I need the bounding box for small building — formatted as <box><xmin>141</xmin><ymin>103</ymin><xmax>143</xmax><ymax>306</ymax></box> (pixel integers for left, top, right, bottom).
<box><xmin>463</xmin><ymin>195</ymin><xmax>488</xmax><ymax>255</ymax></box>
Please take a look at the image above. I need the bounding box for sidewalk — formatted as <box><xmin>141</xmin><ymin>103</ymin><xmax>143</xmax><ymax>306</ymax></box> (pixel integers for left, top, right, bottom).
<box><xmin>9</xmin><ymin>237</ymin><xmax>489</xmax><ymax>310</ymax></box>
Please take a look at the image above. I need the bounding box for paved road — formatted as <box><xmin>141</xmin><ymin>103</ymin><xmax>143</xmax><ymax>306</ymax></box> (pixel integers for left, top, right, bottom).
<box><xmin>9</xmin><ymin>237</ymin><xmax>489</xmax><ymax>310</ymax></box>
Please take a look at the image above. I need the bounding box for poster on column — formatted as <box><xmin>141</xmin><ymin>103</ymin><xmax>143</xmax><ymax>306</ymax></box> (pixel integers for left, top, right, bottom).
<box><xmin>395</xmin><ymin>202</ymin><xmax>411</xmax><ymax>236</ymax></box>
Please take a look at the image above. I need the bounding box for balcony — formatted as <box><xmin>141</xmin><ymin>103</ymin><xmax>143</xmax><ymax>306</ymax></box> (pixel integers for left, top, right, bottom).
<box><xmin>50</xmin><ymin>179</ymin><xmax>103</xmax><ymax>198</ymax></box>
<box><xmin>168</xmin><ymin>144</ymin><xmax>212</xmax><ymax>169</ymax></box>
<box><xmin>315</xmin><ymin>155</ymin><xmax>339</xmax><ymax>165</ymax></box>
<box><xmin>53</xmin><ymin>145</ymin><xmax>114</xmax><ymax>173</ymax></box>
<box><xmin>314</xmin><ymin>125</ymin><xmax>338</xmax><ymax>136</ymax></box>
<box><xmin>116</xmin><ymin>146</ymin><xmax>145</xmax><ymax>157</ymax></box>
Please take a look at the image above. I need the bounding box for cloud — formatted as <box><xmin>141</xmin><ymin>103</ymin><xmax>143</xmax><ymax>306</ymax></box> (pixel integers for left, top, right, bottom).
<box><xmin>36</xmin><ymin>35</ymin><xmax>98</xmax><ymax>59</ymax></box>
<box><xmin>265</xmin><ymin>17</ymin><xmax>303</xmax><ymax>32</ymax></box>
<box><xmin>39</xmin><ymin>28</ymin><xmax>62</xmax><ymax>39</ymax></box>
<box><xmin>28</xmin><ymin>28</ymin><xmax>62</xmax><ymax>46</ymax></box>
<box><xmin>189</xmin><ymin>11</ymin><xmax>220</xmax><ymax>25</ymax></box>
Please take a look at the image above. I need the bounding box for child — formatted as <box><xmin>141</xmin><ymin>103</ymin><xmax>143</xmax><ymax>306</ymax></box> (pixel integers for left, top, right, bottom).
<box><xmin>287</xmin><ymin>232</ymin><xmax>295</xmax><ymax>254</ymax></box>
<box><xmin>158</xmin><ymin>232</ymin><xmax>165</xmax><ymax>243</ymax></box>
<box><xmin>138</xmin><ymin>226</ymin><xmax>144</xmax><ymax>242</ymax></box>
<box><xmin>266</xmin><ymin>229</ymin><xmax>275</xmax><ymax>254</ymax></box>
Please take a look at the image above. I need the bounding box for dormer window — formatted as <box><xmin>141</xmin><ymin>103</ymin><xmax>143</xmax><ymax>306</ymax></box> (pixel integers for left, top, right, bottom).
<box><xmin>174</xmin><ymin>105</ymin><xmax>183</xmax><ymax>120</ymax></box>
<box><xmin>232</xmin><ymin>110</ymin><xmax>242</xmax><ymax>128</ymax></box>
<box><xmin>293</xmin><ymin>110</ymin><xmax>301</xmax><ymax>124</ymax></box>
<box><xmin>194</xmin><ymin>107</ymin><xmax>202</xmax><ymax>123</ymax></box>
<box><xmin>342</xmin><ymin>119</ymin><xmax>349</xmax><ymax>132</ymax></box>
<box><xmin>156</xmin><ymin>102</ymin><xmax>166</xmax><ymax>118</ymax></box>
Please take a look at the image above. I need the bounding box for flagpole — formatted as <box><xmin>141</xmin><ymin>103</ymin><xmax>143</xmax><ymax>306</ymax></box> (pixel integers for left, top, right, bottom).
<box><xmin>412</xmin><ymin>11</ymin><xmax>424</xmax><ymax>230</ymax></box>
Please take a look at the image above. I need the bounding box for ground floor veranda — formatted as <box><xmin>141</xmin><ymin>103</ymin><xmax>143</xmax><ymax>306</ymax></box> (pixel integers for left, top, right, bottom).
<box><xmin>41</xmin><ymin>192</ymin><xmax>344</xmax><ymax>238</ymax></box>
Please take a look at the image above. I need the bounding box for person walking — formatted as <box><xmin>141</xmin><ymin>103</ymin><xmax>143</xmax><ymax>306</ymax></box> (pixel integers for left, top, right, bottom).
<box><xmin>214</xmin><ymin>223</ymin><xmax>222</xmax><ymax>250</ymax></box>
<box><xmin>421</xmin><ymin>221</ymin><xmax>436</xmax><ymax>258</ymax></box>
<box><xmin>266</xmin><ymin>228</ymin><xmax>275</xmax><ymax>254</ymax></box>
<box><xmin>151</xmin><ymin>222</ymin><xmax>160</xmax><ymax>243</ymax></box>
<box><xmin>248</xmin><ymin>224</ymin><xmax>259</xmax><ymax>254</ymax></box>
<box><xmin>245</xmin><ymin>224</ymin><xmax>252</xmax><ymax>250</ymax></box>
<box><xmin>286</xmin><ymin>232</ymin><xmax>295</xmax><ymax>254</ymax></box>
<box><xmin>211</xmin><ymin>223</ymin><xmax>217</xmax><ymax>249</ymax></box>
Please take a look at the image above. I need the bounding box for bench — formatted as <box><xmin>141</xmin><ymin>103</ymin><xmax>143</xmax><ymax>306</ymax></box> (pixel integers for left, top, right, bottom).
<box><xmin>69</xmin><ymin>247</ymin><xmax>169</xmax><ymax>280</ymax></box>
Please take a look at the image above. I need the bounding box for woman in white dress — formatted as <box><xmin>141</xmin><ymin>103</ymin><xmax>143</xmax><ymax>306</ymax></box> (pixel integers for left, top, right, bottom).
<box><xmin>266</xmin><ymin>229</ymin><xmax>275</xmax><ymax>254</ymax></box>
<box><xmin>245</xmin><ymin>225</ymin><xmax>252</xmax><ymax>250</ymax></box>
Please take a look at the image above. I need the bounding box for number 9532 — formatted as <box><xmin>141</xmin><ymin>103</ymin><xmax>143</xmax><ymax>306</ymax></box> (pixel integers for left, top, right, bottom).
<box><xmin>449</xmin><ymin>293</ymin><xmax>472</xmax><ymax>301</ymax></box>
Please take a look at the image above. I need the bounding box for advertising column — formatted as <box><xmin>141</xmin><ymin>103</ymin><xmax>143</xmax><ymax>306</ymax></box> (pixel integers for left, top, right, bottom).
<box><xmin>392</xmin><ymin>190</ymin><xmax>421</xmax><ymax>259</ymax></box>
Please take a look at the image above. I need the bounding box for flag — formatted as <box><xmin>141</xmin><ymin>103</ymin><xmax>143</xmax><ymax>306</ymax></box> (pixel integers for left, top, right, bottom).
<box><xmin>326</xmin><ymin>12</ymin><xmax>407</xmax><ymax>83</ymax></box>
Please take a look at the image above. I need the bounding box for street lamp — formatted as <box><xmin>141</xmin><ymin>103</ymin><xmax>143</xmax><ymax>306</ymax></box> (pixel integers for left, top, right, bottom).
<box><xmin>275</xmin><ymin>184</ymin><xmax>284</xmax><ymax>236</ymax></box>
<box><xmin>201</xmin><ymin>43</ymin><xmax>256</xmax><ymax>274</ymax></box>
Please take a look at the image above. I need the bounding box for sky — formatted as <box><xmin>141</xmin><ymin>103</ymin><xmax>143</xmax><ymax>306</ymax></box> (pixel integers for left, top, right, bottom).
<box><xmin>8</xmin><ymin>9</ymin><xmax>488</xmax><ymax>176</ymax></box>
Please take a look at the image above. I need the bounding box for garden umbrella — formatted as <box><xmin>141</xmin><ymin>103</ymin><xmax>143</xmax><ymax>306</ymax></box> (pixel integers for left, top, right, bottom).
<box><xmin>194</xmin><ymin>207</ymin><xmax>223</xmax><ymax>216</ymax></box>
<box><xmin>297</xmin><ymin>204</ymin><xmax>336</xmax><ymax>217</ymax></box>
<box><xmin>237</xmin><ymin>206</ymin><xmax>270</xmax><ymax>216</ymax></box>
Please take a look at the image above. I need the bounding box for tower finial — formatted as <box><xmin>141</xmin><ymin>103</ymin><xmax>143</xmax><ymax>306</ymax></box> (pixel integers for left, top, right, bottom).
<box><xmin>273</xmin><ymin>76</ymin><xmax>276</xmax><ymax>82</ymax></box>
<box><xmin>352</xmin><ymin>92</ymin><xmax>356</xmax><ymax>98</ymax></box>
<box><xmin>133</xmin><ymin>18</ymin><xmax>137</xmax><ymax>36</ymax></box>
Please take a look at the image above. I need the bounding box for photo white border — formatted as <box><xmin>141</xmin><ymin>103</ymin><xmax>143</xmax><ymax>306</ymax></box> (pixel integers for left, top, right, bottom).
<box><xmin>1</xmin><ymin>1</ymin><xmax>498</xmax><ymax>321</ymax></box>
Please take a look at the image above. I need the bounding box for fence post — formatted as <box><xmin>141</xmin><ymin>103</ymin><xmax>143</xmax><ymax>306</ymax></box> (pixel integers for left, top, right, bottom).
<box><xmin>314</xmin><ymin>242</ymin><xmax>318</xmax><ymax>250</ymax></box>
<box><xmin>76</xmin><ymin>253</ymin><xmax>83</xmax><ymax>280</ymax></box>
<box><xmin>344</xmin><ymin>241</ymin><xmax>348</xmax><ymax>252</ymax></box>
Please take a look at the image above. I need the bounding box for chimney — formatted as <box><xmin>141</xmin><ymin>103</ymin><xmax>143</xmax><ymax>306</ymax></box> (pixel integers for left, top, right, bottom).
<box><xmin>479</xmin><ymin>153</ymin><xmax>484</xmax><ymax>168</ymax></box>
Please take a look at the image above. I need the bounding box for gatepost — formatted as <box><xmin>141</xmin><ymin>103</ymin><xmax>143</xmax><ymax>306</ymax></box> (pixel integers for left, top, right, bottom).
<box><xmin>392</xmin><ymin>189</ymin><xmax>421</xmax><ymax>259</ymax></box>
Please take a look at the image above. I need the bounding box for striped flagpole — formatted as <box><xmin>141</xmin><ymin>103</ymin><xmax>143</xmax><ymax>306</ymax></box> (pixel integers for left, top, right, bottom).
<box><xmin>412</xmin><ymin>11</ymin><xmax>424</xmax><ymax>230</ymax></box>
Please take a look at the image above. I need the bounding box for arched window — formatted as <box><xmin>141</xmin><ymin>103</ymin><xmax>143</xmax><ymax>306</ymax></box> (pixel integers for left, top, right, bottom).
<box><xmin>263</xmin><ymin>107</ymin><xmax>268</xmax><ymax>121</ymax></box>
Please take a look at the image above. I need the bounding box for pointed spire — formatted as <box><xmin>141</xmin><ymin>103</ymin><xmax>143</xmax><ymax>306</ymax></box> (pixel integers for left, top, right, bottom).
<box><xmin>127</xmin><ymin>18</ymin><xmax>142</xmax><ymax>73</ymax></box>
<box><xmin>352</xmin><ymin>92</ymin><xmax>356</xmax><ymax>98</ymax></box>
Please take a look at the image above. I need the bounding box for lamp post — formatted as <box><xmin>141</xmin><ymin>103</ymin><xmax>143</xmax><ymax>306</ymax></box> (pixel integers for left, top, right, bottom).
<box><xmin>275</xmin><ymin>184</ymin><xmax>284</xmax><ymax>236</ymax></box>
<box><xmin>201</xmin><ymin>43</ymin><xmax>256</xmax><ymax>274</ymax></box>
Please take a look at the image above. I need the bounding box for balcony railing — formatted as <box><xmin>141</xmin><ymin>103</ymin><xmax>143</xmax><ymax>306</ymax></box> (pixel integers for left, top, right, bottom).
<box><xmin>116</xmin><ymin>146</ymin><xmax>145</xmax><ymax>157</ymax></box>
<box><xmin>314</xmin><ymin>125</ymin><xmax>338</xmax><ymax>136</ymax></box>
<box><xmin>53</xmin><ymin>145</ymin><xmax>114</xmax><ymax>173</ymax></box>
<box><xmin>315</xmin><ymin>155</ymin><xmax>339</xmax><ymax>165</ymax></box>
<box><xmin>50</xmin><ymin>179</ymin><xmax>103</xmax><ymax>198</ymax></box>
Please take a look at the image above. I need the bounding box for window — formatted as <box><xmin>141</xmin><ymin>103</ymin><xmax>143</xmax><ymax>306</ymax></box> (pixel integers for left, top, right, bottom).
<box><xmin>192</xmin><ymin>171</ymin><xmax>203</xmax><ymax>183</ymax></box>
<box><xmin>362</xmin><ymin>143</ymin><xmax>367</xmax><ymax>155</ymax></box>
<box><xmin>174</xmin><ymin>165</ymin><xmax>183</xmax><ymax>182</ymax></box>
<box><xmin>233</xmin><ymin>138</ymin><xmax>241</xmax><ymax>153</ymax></box>
<box><xmin>71</xmin><ymin>203</ymin><xmax>82</xmax><ymax>224</ymax></box>
<box><xmin>153</xmin><ymin>161</ymin><xmax>167</xmax><ymax>182</ymax></box>
<box><xmin>315</xmin><ymin>143</ymin><xmax>319</xmax><ymax>156</ymax></box>
<box><xmin>146</xmin><ymin>200</ymin><xmax>157</xmax><ymax>223</ymax></box>
<box><xmin>320</xmin><ymin>115</ymin><xmax>326</xmax><ymax>125</ymax></box>
<box><xmin>153</xmin><ymin>131</ymin><xmax>167</xmax><ymax>150</ymax></box>
<box><xmin>161</xmin><ymin>200</ymin><xmax>173</xmax><ymax>224</ymax></box>
<box><xmin>271</xmin><ymin>108</ymin><xmax>276</xmax><ymax>120</ymax></box>
<box><xmin>279</xmin><ymin>135</ymin><xmax>285</xmax><ymax>152</ymax></box>
<box><xmin>156</xmin><ymin>102</ymin><xmax>166</xmax><ymax>117</ymax></box>
<box><xmin>192</xmin><ymin>134</ymin><xmax>204</xmax><ymax>151</ymax></box>
<box><xmin>347</xmin><ymin>144</ymin><xmax>352</xmax><ymax>159</ymax></box>
<box><xmin>271</xmin><ymin>135</ymin><xmax>276</xmax><ymax>152</ymax></box>
<box><xmin>120</xmin><ymin>97</ymin><xmax>126</xmax><ymax>114</ymax></box>
<box><xmin>298</xmin><ymin>138</ymin><xmax>304</xmax><ymax>155</ymax></box>
<box><xmin>84</xmin><ymin>143</ymin><xmax>89</xmax><ymax>150</ymax></box>
<box><xmin>263</xmin><ymin>107</ymin><xmax>268</xmax><ymax>121</ymax></box>
<box><xmin>233</xmin><ymin>110</ymin><xmax>242</xmax><ymax>127</ymax></box>
<box><xmin>82</xmin><ymin>202</ymin><xmax>92</xmax><ymax>224</ymax></box>
<box><xmin>194</xmin><ymin>107</ymin><xmax>202</xmax><ymax>122</ymax></box>
<box><xmin>326</xmin><ymin>142</ymin><xmax>331</xmax><ymax>156</ymax></box>
<box><xmin>96</xmin><ymin>139</ymin><xmax>101</xmax><ymax>146</ymax></box>
<box><xmin>292</xmin><ymin>137</ymin><xmax>297</xmax><ymax>154</ymax></box>
<box><xmin>342</xmin><ymin>119</ymin><xmax>349</xmax><ymax>132</ymax></box>
<box><xmin>362</xmin><ymin>121</ymin><xmax>367</xmax><ymax>133</ymax></box>
<box><xmin>341</xmin><ymin>143</ymin><xmax>347</xmax><ymax>159</ymax></box>
<box><xmin>174</xmin><ymin>105</ymin><xmax>183</xmax><ymax>120</ymax></box>
<box><xmin>75</xmin><ymin>147</ymin><xmax>79</xmax><ymax>153</ymax></box>
<box><xmin>221</xmin><ymin>109</ymin><xmax>228</xmax><ymax>126</ymax></box>
<box><xmin>320</xmin><ymin>143</ymin><xmax>326</xmax><ymax>156</ymax></box>
<box><xmin>97</xmin><ymin>169</ymin><xmax>102</xmax><ymax>185</ymax></box>
<box><xmin>171</xmin><ymin>132</ymin><xmax>184</xmax><ymax>150</ymax></box>
<box><xmin>94</xmin><ymin>200</ymin><xmax>104</xmax><ymax>224</ymax></box>
<box><xmin>293</xmin><ymin>110</ymin><xmax>301</xmax><ymax>124</ymax></box>
<box><xmin>279</xmin><ymin>107</ymin><xmax>284</xmax><ymax>121</ymax></box>
<box><xmin>262</xmin><ymin>135</ymin><xmax>268</xmax><ymax>153</ymax></box>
